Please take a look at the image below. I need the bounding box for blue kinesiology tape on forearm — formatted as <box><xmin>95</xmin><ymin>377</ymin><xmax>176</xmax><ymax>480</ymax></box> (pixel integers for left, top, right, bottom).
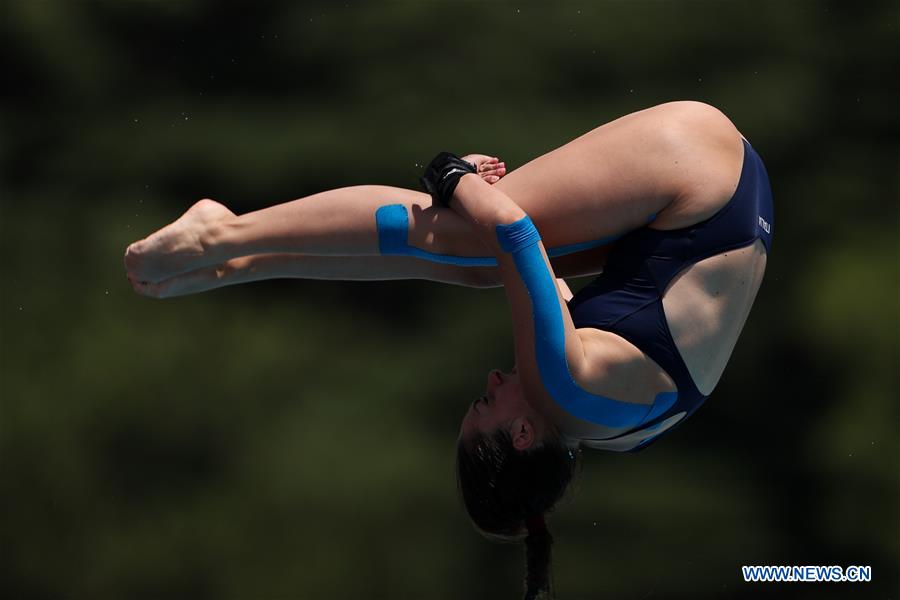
<box><xmin>375</xmin><ymin>204</ymin><xmax>638</xmax><ymax>266</ymax></box>
<box><xmin>495</xmin><ymin>215</ymin><xmax>676</xmax><ymax>429</ymax></box>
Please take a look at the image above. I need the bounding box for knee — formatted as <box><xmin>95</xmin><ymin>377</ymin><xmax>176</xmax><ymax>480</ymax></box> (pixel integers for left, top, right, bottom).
<box><xmin>655</xmin><ymin>101</ymin><xmax>740</xmax><ymax>152</ymax></box>
<box><xmin>664</xmin><ymin>100</ymin><xmax>728</xmax><ymax>121</ymax></box>
<box><xmin>668</xmin><ymin>101</ymin><xmax>737</xmax><ymax>135</ymax></box>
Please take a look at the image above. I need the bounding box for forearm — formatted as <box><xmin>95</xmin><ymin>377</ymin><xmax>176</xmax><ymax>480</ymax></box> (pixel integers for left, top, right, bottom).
<box><xmin>448</xmin><ymin>174</ymin><xmax>527</xmax><ymax>251</ymax></box>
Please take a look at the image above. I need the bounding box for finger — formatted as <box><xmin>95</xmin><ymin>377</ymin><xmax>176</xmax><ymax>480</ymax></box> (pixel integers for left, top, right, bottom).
<box><xmin>486</xmin><ymin>175</ymin><xmax>500</xmax><ymax>184</ymax></box>
<box><xmin>481</xmin><ymin>164</ymin><xmax>506</xmax><ymax>177</ymax></box>
<box><xmin>475</xmin><ymin>157</ymin><xmax>499</xmax><ymax>172</ymax></box>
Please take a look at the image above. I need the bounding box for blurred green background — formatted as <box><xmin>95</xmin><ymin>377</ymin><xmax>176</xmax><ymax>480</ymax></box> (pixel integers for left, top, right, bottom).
<box><xmin>1</xmin><ymin>1</ymin><xmax>897</xmax><ymax>598</ymax></box>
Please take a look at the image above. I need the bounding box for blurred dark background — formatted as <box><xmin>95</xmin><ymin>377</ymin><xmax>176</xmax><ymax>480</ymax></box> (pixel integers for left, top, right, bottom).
<box><xmin>1</xmin><ymin>1</ymin><xmax>897</xmax><ymax>599</ymax></box>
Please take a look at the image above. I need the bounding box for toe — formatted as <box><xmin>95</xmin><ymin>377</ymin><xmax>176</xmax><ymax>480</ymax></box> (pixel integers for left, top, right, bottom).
<box><xmin>124</xmin><ymin>245</ymin><xmax>137</xmax><ymax>270</ymax></box>
<box><xmin>131</xmin><ymin>279</ymin><xmax>161</xmax><ymax>298</ymax></box>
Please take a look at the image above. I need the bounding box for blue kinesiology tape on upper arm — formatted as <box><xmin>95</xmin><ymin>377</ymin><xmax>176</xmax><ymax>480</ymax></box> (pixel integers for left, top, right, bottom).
<box><xmin>495</xmin><ymin>216</ymin><xmax>677</xmax><ymax>429</ymax></box>
<box><xmin>375</xmin><ymin>204</ymin><xmax>653</xmax><ymax>266</ymax></box>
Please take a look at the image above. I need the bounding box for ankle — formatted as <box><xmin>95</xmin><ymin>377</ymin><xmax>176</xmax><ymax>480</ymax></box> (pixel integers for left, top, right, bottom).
<box><xmin>198</xmin><ymin>218</ymin><xmax>231</xmax><ymax>261</ymax></box>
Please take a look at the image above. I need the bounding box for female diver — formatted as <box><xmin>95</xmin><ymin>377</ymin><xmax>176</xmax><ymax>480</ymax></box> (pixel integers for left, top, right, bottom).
<box><xmin>124</xmin><ymin>101</ymin><xmax>773</xmax><ymax>600</ymax></box>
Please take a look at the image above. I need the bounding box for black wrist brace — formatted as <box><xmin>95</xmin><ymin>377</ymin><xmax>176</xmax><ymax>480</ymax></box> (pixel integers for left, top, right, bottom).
<box><xmin>419</xmin><ymin>152</ymin><xmax>477</xmax><ymax>206</ymax></box>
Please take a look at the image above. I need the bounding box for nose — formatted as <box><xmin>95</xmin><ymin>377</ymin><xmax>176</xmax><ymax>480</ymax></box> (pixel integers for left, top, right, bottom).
<box><xmin>486</xmin><ymin>369</ymin><xmax>503</xmax><ymax>391</ymax></box>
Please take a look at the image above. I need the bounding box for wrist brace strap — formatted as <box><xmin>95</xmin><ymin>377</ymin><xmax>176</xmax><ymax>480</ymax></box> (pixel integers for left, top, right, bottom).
<box><xmin>419</xmin><ymin>152</ymin><xmax>477</xmax><ymax>206</ymax></box>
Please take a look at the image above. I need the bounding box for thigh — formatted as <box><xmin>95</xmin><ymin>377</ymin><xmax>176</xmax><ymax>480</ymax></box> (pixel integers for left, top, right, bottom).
<box><xmin>493</xmin><ymin>101</ymin><xmax>742</xmax><ymax>245</ymax></box>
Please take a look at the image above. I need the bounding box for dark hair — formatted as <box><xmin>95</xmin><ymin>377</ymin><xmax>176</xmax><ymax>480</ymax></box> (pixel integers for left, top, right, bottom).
<box><xmin>456</xmin><ymin>424</ymin><xmax>580</xmax><ymax>600</ymax></box>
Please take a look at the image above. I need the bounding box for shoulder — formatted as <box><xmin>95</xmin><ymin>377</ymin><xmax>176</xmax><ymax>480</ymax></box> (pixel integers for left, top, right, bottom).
<box><xmin>573</xmin><ymin>328</ymin><xmax>676</xmax><ymax>405</ymax></box>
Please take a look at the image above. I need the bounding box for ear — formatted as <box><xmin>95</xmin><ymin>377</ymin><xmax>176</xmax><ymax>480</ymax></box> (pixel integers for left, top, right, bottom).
<box><xmin>510</xmin><ymin>417</ymin><xmax>535</xmax><ymax>451</ymax></box>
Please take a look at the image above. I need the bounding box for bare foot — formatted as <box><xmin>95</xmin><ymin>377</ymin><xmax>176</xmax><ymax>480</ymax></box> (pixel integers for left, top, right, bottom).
<box><xmin>124</xmin><ymin>199</ymin><xmax>235</xmax><ymax>284</ymax></box>
<box><xmin>129</xmin><ymin>262</ymin><xmax>227</xmax><ymax>299</ymax></box>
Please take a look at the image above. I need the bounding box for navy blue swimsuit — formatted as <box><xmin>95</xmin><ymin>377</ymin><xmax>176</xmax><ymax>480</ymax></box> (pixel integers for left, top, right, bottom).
<box><xmin>567</xmin><ymin>138</ymin><xmax>774</xmax><ymax>451</ymax></box>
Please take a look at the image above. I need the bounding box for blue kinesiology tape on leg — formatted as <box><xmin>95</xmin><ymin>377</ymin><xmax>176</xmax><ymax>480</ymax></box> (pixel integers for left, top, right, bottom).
<box><xmin>376</xmin><ymin>205</ymin><xmax>495</xmax><ymax>266</ymax></box>
<box><xmin>375</xmin><ymin>204</ymin><xmax>649</xmax><ymax>266</ymax></box>
<box><xmin>495</xmin><ymin>215</ymin><xmax>677</xmax><ymax>429</ymax></box>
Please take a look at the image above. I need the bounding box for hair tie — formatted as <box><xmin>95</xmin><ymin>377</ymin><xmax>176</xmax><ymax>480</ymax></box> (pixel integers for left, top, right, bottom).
<box><xmin>525</xmin><ymin>513</ymin><xmax>546</xmax><ymax>534</ymax></box>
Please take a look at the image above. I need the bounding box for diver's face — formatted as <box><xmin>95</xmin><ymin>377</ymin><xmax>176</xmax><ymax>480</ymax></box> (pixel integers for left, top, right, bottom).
<box><xmin>458</xmin><ymin>367</ymin><xmax>529</xmax><ymax>443</ymax></box>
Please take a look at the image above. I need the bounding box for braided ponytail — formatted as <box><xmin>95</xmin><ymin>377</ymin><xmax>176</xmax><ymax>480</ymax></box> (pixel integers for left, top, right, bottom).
<box><xmin>523</xmin><ymin>513</ymin><xmax>554</xmax><ymax>600</ymax></box>
<box><xmin>457</xmin><ymin>425</ymin><xmax>579</xmax><ymax>600</ymax></box>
